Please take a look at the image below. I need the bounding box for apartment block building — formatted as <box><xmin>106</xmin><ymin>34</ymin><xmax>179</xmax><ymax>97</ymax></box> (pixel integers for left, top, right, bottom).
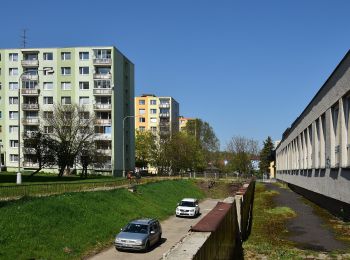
<box><xmin>179</xmin><ymin>116</ymin><xmax>195</xmax><ymax>132</ymax></box>
<box><xmin>0</xmin><ymin>46</ymin><xmax>135</xmax><ymax>176</ymax></box>
<box><xmin>135</xmin><ymin>94</ymin><xmax>179</xmax><ymax>137</ymax></box>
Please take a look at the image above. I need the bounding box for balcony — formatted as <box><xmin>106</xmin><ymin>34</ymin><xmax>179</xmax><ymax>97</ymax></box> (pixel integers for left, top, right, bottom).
<box><xmin>23</xmin><ymin>162</ymin><xmax>39</xmax><ymax>168</ymax></box>
<box><xmin>96</xmin><ymin>149</ymin><xmax>112</xmax><ymax>156</ymax></box>
<box><xmin>95</xmin><ymin>133</ymin><xmax>112</xmax><ymax>140</ymax></box>
<box><xmin>22</xmin><ymin>118</ymin><xmax>40</xmax><ymax>125</ymax></box>
<box><xmin>159</xmin><ymin>113</ymin><xmax>170</xmax><ymax>118</ymax></box>
<box><xmin>94</xmin><ymin>119</ymin><xmax>112</xmax><ymax>125</ymax></box>
<box><xmin>94</xmin><ymin>104</ymin><xmax>112</xmax><ymax>110</ymax></box>
<box><xmin>93</xmin><ymin>58</ymin><xmax>112</xmax><ymax>65</ymax></box>
<box><xmin>159</xmin><ymin>103</ymin><xmax>170</xmax><ymax>108</ymax></box>
<box><xmin>22</xmin><ymin>103</ymin><xmax>39</xmax><ymax>110</ymax></box>
<box><xmin>93</xmin><ymin>73</ymin><xmax>111</xmax><ymax>79</ymax></box>
<box><xmin>23</xmin><ymin>131</ymin><xmax>38</xmax><ymax>138</ymax></box>
<box><xmin>21</xmin><ymin>60</ymin><xmax>39</xmax><ymax>67</ymax></box>
<box><xmin>23</xmin><ymin>148</ymin><xmax>36</xmax><ymax>155</ymax></box>
<box><xmin>21</xmin><ymin>88</ymin><xmax>40</xmax><ymax>95</ymax></box>
<box><xmin>93</xmin><ymin>89</ymin><xmax>112</xmax><ymax>95</ymax></box>
<box><xmin>94</xmin><ymin>163</ymin><xmax>112</xmax><ymax>171</ymax></box>
<box><xmin>21</xmin><ymin>74</ymin><xmax>39</xmax><ymax>81</ymax></box>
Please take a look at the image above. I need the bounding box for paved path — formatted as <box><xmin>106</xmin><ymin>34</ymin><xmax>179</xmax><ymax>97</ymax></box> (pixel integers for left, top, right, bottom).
<box><xmin>265</xmin><ymin>183</ymin><xmax>347</xmax><ymax>252</ymax></box>
<box><xmin>88</xmin><ymin>199</ymin><xmax>220</xmax><ymax>260</ymax></box>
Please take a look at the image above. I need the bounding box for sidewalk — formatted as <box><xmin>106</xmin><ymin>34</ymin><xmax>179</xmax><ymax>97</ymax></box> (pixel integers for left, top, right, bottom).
<box><xmin>265</xmin><ymin>183</ymin><xmax>347</xmax><ymax>252</ymax></box>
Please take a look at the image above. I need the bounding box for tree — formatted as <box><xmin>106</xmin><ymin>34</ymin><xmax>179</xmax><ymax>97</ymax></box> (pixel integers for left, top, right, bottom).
<box><xmin>43</xmin><ymin>104</ymin><xmax>95</xmax><ymax>177</ymax></box>
<box><xmin>135</xmin><ymin>130</ymin><xmax>157</xmax><ymax>168</ymax></box>
<box><xmin>23</xmin><ymin>130</ymin><xmax>57</xmax><ymax>176</ymax></box>
<box><xmin>183</xmin><ymin>119</ymin><xmax>220</xmax><ymax>169</ymax></box>
<box><xmin>226</xmin><ymin>136</ymin><xmax>259</xmax><ymax>174</ymax></box>
<box><xmin>259</xmin><ymin>136</ymin><xmax>274</xmax><ymax>176</ymax></box>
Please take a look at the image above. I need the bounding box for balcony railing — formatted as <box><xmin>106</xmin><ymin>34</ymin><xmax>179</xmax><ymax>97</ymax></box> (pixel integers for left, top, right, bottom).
<box><xmin>159</xmin><ymin>113</ymin><xmax>170</xmax><ymax>118</ymax></box>
<box><xmin>21</xmin><ymin>89</ymin><xmax>40</xmax><ymax>95</ymax></box>
<box><xmin>93</xmin><ymin>58</ymin><xmax>112</xmax><ymax>65</ymax></box>
<box><xmin>95</xmin><ymin>133</ymin><xmax>112</xmax><ymax>140</ymax></box>
<box><xmin>96</xmin><ymin>149</ymin><xmax>112</xmax><ymax>156</ymax></box>
<box><xmin>94</xmin><ymin>119</ymin><xmax>112</xmax><ymax>125</ymax></box>
<box><xmin>23</xmin><ymin>148</ymin><xmax>36</xmax><ymax>155</ymax></box>
<box><xmin>159</xmin><ymin>103</ymin><xmax>170</xmax><ymax>108</ymax></box>
<box><xmin>21</xmin><ymin>74</ymin><xmax>39</xmax><ymax>81</ymax></box>
<box><xmin>21</xmin><ymin>60</ymin><xmax>39</xmax><ymax>66</ymax></box>
<box><xmin>93</xmin><ymin>73</ymin><xmax>111</xmax><ymax>79</ymax></box>
<box><xmin>23</xmin><ymin>131</ymin><xmax>38</xmax><ymax>138</ymax></box>
<box><xmin>23</xmin><ymin>162</ymin><xmax>39</xmax><ymax>168</ymax></box>
<box><xmin>22</xmin><ymin>118</ymin><xmax>40</xmax><ymax>125</ymax></box>
<box><xmin>93</xmin><ymin>104</ymin><xmax>112</xmax><ymax>110</ymax></box>
<box><xmin>22</xmin><ymin>103</ymin><xmax>39</xmax><ymax>110</ymax></box>
<box><xmin>93</xmin><ymin>89</ymin><xmax>112</xmax><ymax>95</ymax></box>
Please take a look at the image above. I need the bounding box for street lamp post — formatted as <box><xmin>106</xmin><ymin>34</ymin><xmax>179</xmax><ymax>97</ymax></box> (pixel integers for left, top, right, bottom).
<box><xmin>122</xmin><ymin>115</ymin><xmax>139</xmax><ymax>178</ymax></box>
<box><xmin>0</xmin><ymin>143</ymin><xmax>3</xmax><ymax>173</ymax></box>
<box><xmin>17</xmin><ymin>68</ymin><xmax>54</xmax><ymax>184</ymax></box>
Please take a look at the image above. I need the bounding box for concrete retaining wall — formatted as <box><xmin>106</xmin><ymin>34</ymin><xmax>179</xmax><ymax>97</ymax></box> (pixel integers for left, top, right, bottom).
<box><xmin>163</xmin><ymin>180</ymin><xmax>255</xmax><ymax>260</ymax></box>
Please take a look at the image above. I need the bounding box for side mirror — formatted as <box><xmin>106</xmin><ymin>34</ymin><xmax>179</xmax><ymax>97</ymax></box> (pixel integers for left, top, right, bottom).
<box><xmin>150</xmin><ymin>230</ymin><xmax>155</xmax><ymax>234</ymax></box>
<box><xmin>195</xmin><ymin>204</ymin><xmax>199</xmax><ymax>207</ymax></box>
<box><xmin>120</xmin><ymin>228</ymin><xmax>123</xmax><ymax>231</ymax></box>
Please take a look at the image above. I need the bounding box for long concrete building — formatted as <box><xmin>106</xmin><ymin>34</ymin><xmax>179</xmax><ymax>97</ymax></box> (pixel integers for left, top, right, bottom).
<box><xmin>0</xmin><ymin>46</ymin><xmax>135</xmax><ymax>176</ymax></box>
<box><xmin>276</xmin><ymin>51</ymin><xmax>350</xmax><ymax>219</ymax></box>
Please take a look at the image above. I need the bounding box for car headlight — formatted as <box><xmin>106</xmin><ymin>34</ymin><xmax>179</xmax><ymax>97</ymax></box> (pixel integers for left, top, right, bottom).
<box><xmin>134</xmin><ymin>240</ymin><xmax>143</xmax><ymax>245</ymax></box>
<box><xmin>115</xmin><ymin>238</ymin><xmax>122</xmax><ymax>243</ymax></box>
<box><xmin>190</xmin><ymin>209</ymin><xmax>195</xmax><ymax>212</ymax></box>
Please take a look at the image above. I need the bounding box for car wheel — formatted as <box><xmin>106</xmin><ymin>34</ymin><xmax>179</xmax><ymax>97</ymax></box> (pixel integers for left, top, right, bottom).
<box><xmin>158</xmin><ymin>233</ymin><xmax>162</xmax><ymax>243</ymax></box>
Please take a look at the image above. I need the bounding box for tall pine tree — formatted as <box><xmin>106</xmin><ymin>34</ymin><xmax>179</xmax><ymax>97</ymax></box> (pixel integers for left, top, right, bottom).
<box><xmin>259</xmin><ymin>136</ymin><xmax>274</xmax><ymax>175</ymax></box>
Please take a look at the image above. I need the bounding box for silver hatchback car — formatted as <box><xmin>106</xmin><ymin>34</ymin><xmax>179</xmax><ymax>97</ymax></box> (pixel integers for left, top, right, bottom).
<box><xmin>115</xmin><ymin>218</ymin><xmax>162</xmax><ymax>251</ymax></box>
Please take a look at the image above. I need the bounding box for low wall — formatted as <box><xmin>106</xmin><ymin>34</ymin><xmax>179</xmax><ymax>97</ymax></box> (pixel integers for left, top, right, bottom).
<box><xmin>163</xmin><ymin>180</ymin><xmax>255</xmax><ymax>259</ymax></box>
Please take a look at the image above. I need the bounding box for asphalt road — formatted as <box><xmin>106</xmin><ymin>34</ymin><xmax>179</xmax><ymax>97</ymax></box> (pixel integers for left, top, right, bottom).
<box><xmin>88</xmin><ymin>199</ymin><xmax>220</xmax><ymax>260</ymax></box>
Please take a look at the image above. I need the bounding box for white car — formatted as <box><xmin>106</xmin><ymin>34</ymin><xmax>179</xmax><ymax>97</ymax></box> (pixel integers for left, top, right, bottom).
<box><xmin>175</xmin><ymin>198</ymin><xmax>200</xmax><ymax>217</ymax></box>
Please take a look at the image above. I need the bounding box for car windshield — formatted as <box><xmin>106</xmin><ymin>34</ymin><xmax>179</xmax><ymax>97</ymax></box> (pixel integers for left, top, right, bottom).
<box><xmin>124</xmin><ymin>223</ymin><xmax>149</xmax><ymax>234</ymax></box>
<box><xmin>179</xmin><ymin>201</ymin><xmax>195</xmax><ymax>207</ymax></box>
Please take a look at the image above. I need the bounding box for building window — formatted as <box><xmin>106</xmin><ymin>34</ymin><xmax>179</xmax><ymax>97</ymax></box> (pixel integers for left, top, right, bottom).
<box><xmin>9</xmin><ymin>125</ymin><xmax>18</xmax><ymax>133</ymax></box>
<box><xmin>9</xmin><ymin>53</ymin><xmax>18</xmax><ymax>62</ymax></box>
<box><xmin>139</xmin><ymin>109</ymin><xmax>145</xmax><ymax>115</ymax></box>
<box><xmin>10</xmin><ymin>154</ymin><xmax>19</xmax><ymax>162</ymax></box>
<box><xmin>0</xmin><ymin>111</ymin><xmax>1</xmax><ymax>119</ymax></box>
<box><xmin>151</xmin><ymin>126</ymin><xmax>157</xmax><ymax>133</ymax></box>
<box><xmin>9</xmin><ymin>82</ymin><xmax>19</xmax><ymax>90</ymax></box>
<box><xmin>44</xmin><ymin>126</ymin><xmax>53</xmax><ymax>134</ymax></box>
<box><xmin>79</xmin><ymin>112</ymin><xmax>89</xmax><ymax>119</ymax></box>
<box><xmin>9</xmin><ymin>111</ymin><xmax>18</xmax><ymax>119</ymax></box>
<box><xmin>9</xmin><ymin>97</ymin><xmax>19</xmax><ymax>105</ymax></box>
<box><xmin>139</xmin><ymin>100</ymin><xmax>145</xmax><ymax>105</ymax></box>
<box><xmin>139</xmin><ymin>117</ymin><xmax>146</xmax><ymax>123</ymax></box>
<box><xmin>43</xmin><ymin>82</ymin><xmax>53</xmax><ymax>90</ymax></box>
<box><xmin>79</xmin><ymin>97</ymin><xmax>89</xmax><ymax>105</ymax></box>
<box><xmin>43</xmin><ymin>52</ymin><xmax>53</xmax><ymax>60</ymax></box>
<box><xmin>150</xmin><ymin>100</ymin><xmax>157</xmax><ymax>105</ymax></box>
<box><xmin>10</xmin><ymin>140</ymin><xmax>19</xmax><ymax>148</ymax></box>
<box><xmin>79</xmin><ymin>52</ymin><xmax>89</xmax><ymax>60</ymax></box>
<box><xmin>43</xmin><ymin>111</ymin><xmax>53</xmax><ymax>119</ymax></box>
<box><xmin>61</xmin><ymin>97</ymin><xmax>71</xmax><ymax>105</ymax></box>
<box><xmin>79</xmin><ymin>67</ymin><xmax>89</xmax><ymax>75</ymax></box>
<box><xmin>61</xmin><ymin>67</ymin><xmax>71</xmax><ymax>75</ymax></box>
<box><xmin>150</xmin><ymin>109</ymin><xmax>157</xmax><ymax>114</ymax></box>
<box><xmin>79</xmin><ymin>82</ymin><xmax>89</xmax><ymax>90</ymax></box>
<box><xmin>61</xmin><ymin>82</ymin><xmax>71</xmax><ymax>90</ymax></box>
<box><xmin>9</xmin><ymin>68</ymin><xmax>18</xmax><ymax>76</ymax></box>
<box><xmin>61</xmin><ymin>52</ymin><xmax>71</xmax><ymax>60</ymax></box>
<box><xmin>150</xmin><ymin>117</ymin><xmax>157</xmax><ymax>123</ymax></box>
<box><xmin>139</xmin><ymin>126</ymin><xmax>145</xmax><ymax>132</ymax></box>
<box><xmin>43</xmin><ymin>96</ymin><xmax>53</xmax><ymax>104</ymax></box>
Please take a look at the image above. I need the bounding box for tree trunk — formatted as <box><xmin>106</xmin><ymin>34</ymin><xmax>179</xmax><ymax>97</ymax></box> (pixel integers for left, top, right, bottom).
<box><xmin>30</xmin><ymin>167</ymin><xmax>42</xmax><ymax>176</ymax></box>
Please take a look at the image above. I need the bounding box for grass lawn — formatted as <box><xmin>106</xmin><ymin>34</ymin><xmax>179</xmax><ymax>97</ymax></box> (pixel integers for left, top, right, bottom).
<box><xmin>244</xmin><ymin>183</ymin><xmax>350</xmax><ymax>260</ymax></box>
<box><xmin>0</xmin><ymin>179</ymin><xmax>205</xmax><ymax>260</ymax></box>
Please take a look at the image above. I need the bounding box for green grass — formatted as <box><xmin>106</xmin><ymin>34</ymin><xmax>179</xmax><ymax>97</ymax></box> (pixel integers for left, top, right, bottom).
<box><xmin>244</xmin><ymin>183</ymin><xmax>305</xmax><ymax>260</ymax></box>
<box><xmin>0</xmin><ymin>179</ymin><xmax>205</xmax><ymax>260</ymax></box>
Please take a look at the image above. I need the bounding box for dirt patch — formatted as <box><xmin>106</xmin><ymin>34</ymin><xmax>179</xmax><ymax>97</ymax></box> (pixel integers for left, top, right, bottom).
<box><xmin>196</xmin><ymin>180</ymin><xmax>243</xmax><ymax>199</ymax></box>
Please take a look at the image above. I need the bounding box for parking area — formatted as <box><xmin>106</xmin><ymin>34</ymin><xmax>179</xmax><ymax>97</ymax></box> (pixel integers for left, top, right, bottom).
<box><xmin>88</xmin><ymin>199</ymin><xmax>219</xmax><ymax>260</ymax></box>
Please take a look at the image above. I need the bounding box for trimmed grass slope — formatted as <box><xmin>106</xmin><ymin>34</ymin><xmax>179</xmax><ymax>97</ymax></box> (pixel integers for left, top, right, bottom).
<box><xmin>0</xmin><ymin>179</ymin><xmax>204</xmax><ymax>260</ymax></box>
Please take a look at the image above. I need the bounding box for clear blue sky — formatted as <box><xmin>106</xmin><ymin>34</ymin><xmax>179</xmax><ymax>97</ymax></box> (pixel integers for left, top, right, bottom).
<box><xmin>2</xmin><ymin>0</ymin><xmax>350</xmax><ymax>149</ymax></box>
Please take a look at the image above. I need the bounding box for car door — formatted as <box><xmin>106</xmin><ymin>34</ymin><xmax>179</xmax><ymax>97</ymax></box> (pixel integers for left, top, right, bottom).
<box><xmin>149</xmin><ymin>223</ymin><xmax>158</xmax><ymax>245</ymax></box>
